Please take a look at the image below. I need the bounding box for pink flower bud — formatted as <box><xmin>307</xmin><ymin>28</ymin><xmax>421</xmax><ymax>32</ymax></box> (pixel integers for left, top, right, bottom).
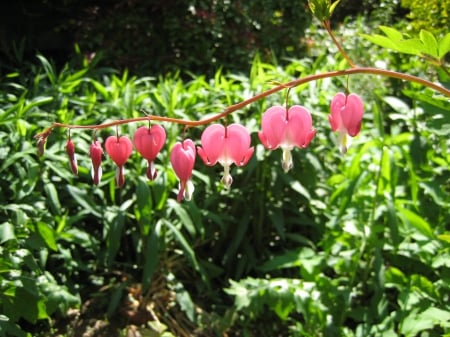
<box><xmin>197</xmin><ymin>123</ymin><xmax>254</xmax><ymax>188</ymax></box>
<box><xmin>105</xmin><ymin>135</ymin><xmax>133</xmax><ymax>187</ymax></box>
<box><xmin>133</xmin><ymin>125</ymin><xmax>166</xmax><ymax>180</ymax></box>
<box><xmin>66</xmin><ymin>139</ymin><xmax>78</xmax><ymax>175</ymax></box>
<box><xmin>90</xmin><ymin>141</ymin><xmax>103</xmax><ymax>185</ymax></box>
<box><xmin>170</xmin><ymin>139</ymin><xmax>196</xmax><ymax>202</ymax></box>
<box><xmin>258</xmin><ymin>105</ymin><xmax>316</xmax><ymax>172</ymax></box>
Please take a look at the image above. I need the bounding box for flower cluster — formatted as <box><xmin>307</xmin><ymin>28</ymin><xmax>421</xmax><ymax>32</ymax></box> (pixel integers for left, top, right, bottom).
<box><xmin>61</xmin><ymin>92</ymin><xmax>364</xmax><ymax>201</ymax></box>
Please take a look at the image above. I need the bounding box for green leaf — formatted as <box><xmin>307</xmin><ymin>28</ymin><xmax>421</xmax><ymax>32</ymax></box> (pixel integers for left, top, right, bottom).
<box><xmin>308</xmin><ymin>0</ymin><xmax>331</xmax><ymax>21</ymax></box>
<box><xmin>163</xmin><ymin>220</ymin><xmax>202</xmax><ymax>275</ymax></box>
<box><xmin>437</xmin><ymin>234</ymin><xmax>450</xmax><ymax>244</ymax></box>
<box><xmin>168</xmin><ymin>199</ymin><xmax>196</xmax><ymax>238</ymax></box>
<box><xmin>36</xmin><ymin>222</ymin><xmax>58</xmax><ymax>251</ymax></box>
<box><xmin>360</xmin><ymin>34</ymin><xmax>400</xmax><ymax>52</ymax></box>
<box><xmin>66</xmin><ymin>185</ymin><xmax>101</xmax><ymax>217</ymax></box>
<box><xmin>397</xmin><ymin>207</ymin><xmax>434</xmax><ymax>238</ymax></box>
<box><xmin>401</xmin><ymin>307</ymin><xmax>450</xmax><ymax>337</ymax></box>
<box><xmin>44</xmin><ymin>183</ymin><xmax>61</xmax><ymax>215</ymax></box>
<box><xmin>379</xmin><ymin>26</ymin><xmax>403</xmax><ymax>41</ymax></box>
<box><xmin>438</xmin><ymin>32</ymin><xmax>450</xmax><ymax>58</ymax></box>
<box><xmin>257</xmin><ymin>248</ymin><xmax>315</xmax><ymax>272</ymax></box>
<box><xmin>419</xmin><ymin>30</ymin><xmax>439</xmax><ymax>59</ymax></box>
<box><xmin>329</xmin><ymin>0</ymin><xmax>341</xmax><ymax>17</ymax></box>
<box><xmin>0</xmin><ymin>222</ymin><xmax>15</xmax><ymax>244</ymax></box>
<box><xmin>172</xmin><ymin>275</ymin><xmax>196</xmax><ymax>322</ymax></box>
<box><xmin>142</xmin><ymin>220</ymin><xmax>162</xmax><ymax>292</ymax></box>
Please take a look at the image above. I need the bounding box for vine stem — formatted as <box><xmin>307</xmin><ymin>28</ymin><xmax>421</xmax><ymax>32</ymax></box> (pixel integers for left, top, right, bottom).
<box><xmin>36</xmin><ymin>67</ymin><xmax>450</xmax><ymax>138</ymax></box>
<box><xmin>323</xmin><ymin>20</ymin><xmax>356</xmax><ymax>68</ymax></box>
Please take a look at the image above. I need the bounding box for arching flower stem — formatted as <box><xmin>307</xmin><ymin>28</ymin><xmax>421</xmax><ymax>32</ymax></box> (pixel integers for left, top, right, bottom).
<box><xmin>35</xmin><ymin>67</ymin><xmax>450</xmax><ymax>141</ymax></box>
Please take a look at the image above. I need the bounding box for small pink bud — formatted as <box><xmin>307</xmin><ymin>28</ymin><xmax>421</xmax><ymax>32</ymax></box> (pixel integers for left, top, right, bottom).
<box><xmin>133</xmin><ymin>125</ymin><xmax>166</xmax><ymax>180</ymax></box>
<box><xmin>197</xmin><ymin>123</ymin><xmax>254</xmax><ymax>188</ymax></box>
<box><xmin>170</xmin><ymin>139</ymin><xmax>196</xmax><ymax>202</ymax></box>
<box><xmin>90</xmin><ymin>141</ymin><xmax>103</xmax><ymax>185</ymax></box>
<box><xmin>105</xmin><ymin>135</ymin><xmax>133</xmax><ymax>187</ymax></box>
<box><xmin>66</xmin><ymin>139</ymin><xmax>78</xmax><ymax>175</ymax></box>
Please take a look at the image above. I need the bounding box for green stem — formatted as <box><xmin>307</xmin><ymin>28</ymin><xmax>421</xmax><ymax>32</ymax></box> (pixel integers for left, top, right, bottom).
<box><xmin>323</xmin><ymin>20</ymin><xmax>356</xmax><ymax>68</ymax></box>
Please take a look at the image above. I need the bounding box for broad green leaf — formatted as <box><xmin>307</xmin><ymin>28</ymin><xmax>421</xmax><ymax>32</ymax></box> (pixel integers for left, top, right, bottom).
<box><xmin>419</xmin><ymin>30</ymin><xmax>439</xmax><ymax>59</ymax></box>
<box><xmin>257</xmin><ymin>248</ymin><xmax>315</xmax><ymax>272</ymax></box>
<box><xmin>44</xmin><ymin>183</ymin><xmax>61</xmax><ymax>215</ymax></box>
<box><xmin>379</xmin><ymin>26</ymin><xmax>403</xmax><ymax>41</ymax></box>
<box><xmin>438</xmin><ymin>32</ymin><xmax>450</xmax><ymax>58</ymax></box>
<box><xmin>168</xmin><ymin>199</ymin><xmax>196</xmax><ymax>238</ymax></box>
<box><xmin>163</xmin><ymin>220</ymin><xmax>201</xmax><ymax>274</ymax></box>
<box><xmin>397</xmin><ymin>207</ymin><xmax>434</xmax><ymax>238</ymax></box>
<box><xmin>360</xmin><ymin>34</ymin><xmax>399</xmax><ymax>51</ymax></box>
<box><xmin>36</xmin><ymin>222</ymin><xmax>58</xmax><ymax>251</ymax></box>
<box><xmin>142</xmin><ymin>220</ymin><xmax>162</xmax><ymax>292</ymax></box>
<box><xmin>106</xmin><ymin>209</ymin><xmax>125</xmax><ymax>266</ymax></box>
<box><xmin>401</xmin><ymin>307</ymin><xmax>450</xmax><ymax>337</ymax></box>
<box><xmin>0</xmin><ymin>222</ymin><xmax>15</xmax><ymax>244</ymax></box>
<box><xmin>172</xmin><ymin>275</ymin><xmax>196</xmax><ymax>322</ymax></box>
<box><xmin>437</xmin><ymin>234</ymin><xmax>450</xmax><ymax>243</ymax></box>
<box><xmin>66</xmin><ymin>185</ymin><xmax>101</xmax><ymax>217</ymax></box>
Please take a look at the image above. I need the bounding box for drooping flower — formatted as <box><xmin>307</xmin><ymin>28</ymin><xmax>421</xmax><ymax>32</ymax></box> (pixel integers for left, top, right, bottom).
<box><xmin>133</xmin><ymin>125</ymin><xmax>166</xmax><ymax>180</ymax></box>
<box><xmin>197</xmin><ymin>123</ymin><xmax>254</xmax><ymax>188</ymax></box>
<box><xmin>170</xmin><ymin>139</ymin><xmax>196</xmax><ymax>202</ymax></box>
<box><xmin>258</xmin><ymin>105</ymin><xmax>316</xmax><ymax>172</ymax></box>
<box><xmin>90</xmin><ymin>140</ymin><xmax>103</xmax><ymax>185</ymax></box>
<box><xmin>66</xmin><ymin>138</ymin><xmax>78</xmax><ymax>175</ymax></box>
<box><xmin>105</xmin><ymin>135</ymin><xmax>133</xmax><ymax>187</ymax></box>
<box><xmin>329</xmin><ymin>92</ymin><xmax>364</xmax><ymax>154</ymax></box>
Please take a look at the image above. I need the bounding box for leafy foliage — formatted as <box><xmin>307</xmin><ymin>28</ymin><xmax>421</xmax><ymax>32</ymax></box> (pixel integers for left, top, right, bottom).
<box><xmin>401</xmin><ymin>0</ymin><xmax>450</xmax><ymax>37</ymax></box>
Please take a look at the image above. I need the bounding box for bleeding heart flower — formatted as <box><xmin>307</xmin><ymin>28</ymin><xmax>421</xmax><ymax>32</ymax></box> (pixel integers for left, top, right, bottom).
<box><xmin>197</xmin><ymin>123</ymin><xmax>254</xmax><ymax>188</ymax></box>
<box><xmin>105</xmin><ymin>135</ymin><xmax>133</xmax><ymax>187</ymax></box>
<box><xmin>66</xmin><ymin>138</ymin><xmax>78</xmax><ymax>175</ymax></box>
<box><xmin>258</xmin><ymin>105</ymin><xmax>316</xmax><ymax>172</ymax></box>
<box><xmin>133</xmin><ymin>125</ymin><xmax>166</xmax><ymax>180</ymax></box>
<box><xmin>170</xmin><ymin>139</ymin><xmax>196</xmax><ymax>202</ymax></box>
<box><xmin>329</xmin><ymin>92</ymin><xmax>364</xmax><ymax>154</ymax></box>
<box><xmin>90</xmin><ymin>140</ymin><xmax>103</xmax><ymax>185</ymax></box>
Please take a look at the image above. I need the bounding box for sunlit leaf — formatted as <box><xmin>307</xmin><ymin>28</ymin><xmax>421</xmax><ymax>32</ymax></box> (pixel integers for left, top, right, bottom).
<box><xmin>419</xmin><ymin>30</ymin><xmax>439</xmax><ymax>59</ymax></box>
<box><xmin>36</xmin><ymin>222</ymin><xmax>58</xmax><ymax>251</ymax></box>
<box><xmin>438</xmin><ymin>32</ymin><xmax>450</xmax><ymax>58</ymax></box>
<box><xmin>0</xmin><ymin>222</ymin><xmax>15</xmax><ymax>244</ymax></box>
<box><xmin>397</xmin><ymin>207</ymin><xmax>434</xmax><ymax>238</ymax></box>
